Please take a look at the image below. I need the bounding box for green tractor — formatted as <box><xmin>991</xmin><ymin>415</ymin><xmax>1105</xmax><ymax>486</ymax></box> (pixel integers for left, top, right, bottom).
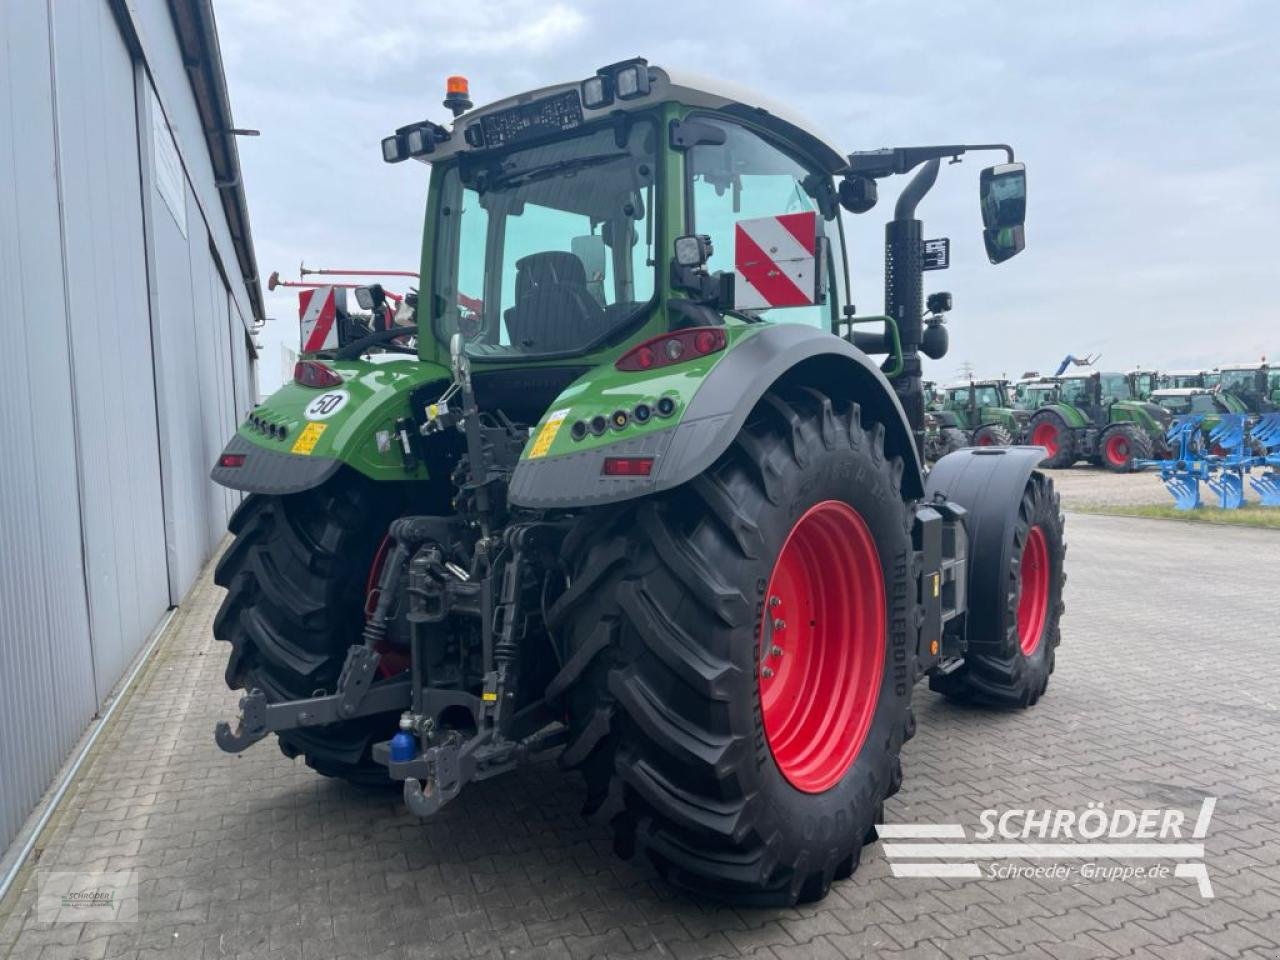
<box><xmin>210</xmin><ymin>61</ymin><xmax>1065</xmax><ymax>905</ymax></box>
<box><xmin>1213</xmin><ymin>362</ymin><xmax>1279</xmax><ymax>413</ymax></box>
<box><xmin>936</xmin><ymin>378</ymin><xmax>1027</xmax><ymax>445</ymax></box>
<box><xmin>1027</xmin><ymin>371</ymin><xmax>1170</xmax><ymax>471</ymax></box>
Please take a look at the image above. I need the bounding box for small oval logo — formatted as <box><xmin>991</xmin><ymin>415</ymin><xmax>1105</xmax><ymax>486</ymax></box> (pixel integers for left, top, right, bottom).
<box><xmin>304</xmin><ymin>390</ymin><xmax>349</xmax><ymax>420</ymax></box>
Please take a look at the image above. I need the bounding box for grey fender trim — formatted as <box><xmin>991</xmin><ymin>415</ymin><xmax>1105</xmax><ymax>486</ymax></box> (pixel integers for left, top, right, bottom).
<box><xmin>508</xmin><ymin>324</ymin><xmax>924</xmax><ymax>510</ymax></box>
<box><xmin>210</xmin><ymin>433</ymin><xmax>342</xmax><ymax>496</ymax></box>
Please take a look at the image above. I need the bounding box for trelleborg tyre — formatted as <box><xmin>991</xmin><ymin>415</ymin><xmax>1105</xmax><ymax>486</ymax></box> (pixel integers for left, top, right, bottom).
<box><xmin>551</xmin><ymin>387</ymin><xmax>917</xmax><ymax>905</ymax></box>
<box><xmin>213</xmin><ymin>474</ymin><xmax>411</xmax><ymax>783</ymax></box>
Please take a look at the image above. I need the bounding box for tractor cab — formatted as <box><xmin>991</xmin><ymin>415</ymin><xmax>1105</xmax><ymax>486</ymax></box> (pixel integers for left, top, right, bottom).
<box><xmin>1126</xmin><ymin>368</ymin><xmax>1157</xmax><ymax>400</ymax></box>
<box><xmin>1158</xmin><ymin>369</ymin><xmax>1206</xmax><ymax>390</ymax></box>
<box><xmin>1015</xmin><ymin>378</ymin><xmax>1059</xmax><ymax>411</ymax></box>
<box><xmin>1151</xmin><ymin>387</ymin><xmax>1246</xmax><ymax>417</ymax></box>
<box><xmin>375</xmin><ymin>59</ymin><xmax>1027</xmax><ymax>442</ymax></box>
<box><xmin>1214</xmin><ymin>363</ymin><xmax>1277</xmax><ymax>412</ymax></box>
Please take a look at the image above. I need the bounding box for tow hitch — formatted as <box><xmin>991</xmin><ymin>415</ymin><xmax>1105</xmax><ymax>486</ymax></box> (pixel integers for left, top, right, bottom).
<box><xmin>215</xmin><ymin>647</ymin><xmax>407</xmax><ymax>752</ymax></box>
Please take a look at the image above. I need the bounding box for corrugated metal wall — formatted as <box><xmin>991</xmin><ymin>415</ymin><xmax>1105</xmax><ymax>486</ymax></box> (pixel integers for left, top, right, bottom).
<box><xmin>0</xmin><ymin>0</ymin><xmax>99</xmax><ymax>852</ymax></box>
<box><xmin>0</xmin><ymin>0</ymin><xmax>257</xmax><ymax>854</ymax></box>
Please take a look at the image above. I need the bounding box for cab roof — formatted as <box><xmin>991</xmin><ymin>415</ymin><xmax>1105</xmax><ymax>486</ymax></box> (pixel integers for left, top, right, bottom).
<box><xmin>418</xmin><ymin>62</ymin><xmax>848</xmax><ymax>173</ymax></box>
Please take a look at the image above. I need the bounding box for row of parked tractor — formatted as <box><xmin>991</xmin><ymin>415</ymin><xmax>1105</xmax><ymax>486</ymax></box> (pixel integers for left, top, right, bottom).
<box><xmin>924</xmin><ymin>361</ymin><xmax>1280</xmax><ymax>471</ymax></box>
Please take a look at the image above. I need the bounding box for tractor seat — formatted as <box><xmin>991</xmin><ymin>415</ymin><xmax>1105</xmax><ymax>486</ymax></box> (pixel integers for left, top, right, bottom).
<box><xmin>504</xmin><ymin>251</ymin><xmax>606</xmax><ymax>352</ymax></box>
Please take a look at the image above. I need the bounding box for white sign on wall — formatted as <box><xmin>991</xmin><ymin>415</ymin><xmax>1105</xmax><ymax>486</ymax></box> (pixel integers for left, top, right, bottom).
<box><xmin>150</xmin><ymin>86</ymin><xmax>187</xmax><ymax>238</ymax></box>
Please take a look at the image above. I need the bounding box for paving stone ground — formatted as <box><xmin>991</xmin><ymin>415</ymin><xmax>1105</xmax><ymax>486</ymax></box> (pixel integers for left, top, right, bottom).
<box><xmin>2</xmin><ymin>511</ymin><xmax>1278</xmax><ymax>960</ymax></box>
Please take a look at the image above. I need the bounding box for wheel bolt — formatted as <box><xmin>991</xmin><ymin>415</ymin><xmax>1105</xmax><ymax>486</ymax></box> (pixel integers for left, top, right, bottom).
<box><xmin>770</xmin><ymin>645</ymin><xmax>783</xmax><ymax>657</ymax></box>
<box><xmin>772</xmin><ymin>618</ymin><xmax>785</xmax><ymax>631</ymax></box>
<box><xmin>768</xmin><ymin>596</ymin><xmax>781</xmax><ymax>608</ymax></box>
<box><xmin>761</xmin><ymin>666</ymin><xmax>774</xmax><ymax>679</ymax></box>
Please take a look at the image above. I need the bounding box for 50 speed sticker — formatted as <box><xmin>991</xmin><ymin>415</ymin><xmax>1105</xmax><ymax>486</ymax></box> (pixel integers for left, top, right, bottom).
<box><xmin>304</xmin><ymin>390</ymin><xmax>349</xmax><ymax>420</ymax></box>
<box><xmin>528</xmin><ymin>408</ymin><xmax>570</xmax><ymax>459</ymax></box>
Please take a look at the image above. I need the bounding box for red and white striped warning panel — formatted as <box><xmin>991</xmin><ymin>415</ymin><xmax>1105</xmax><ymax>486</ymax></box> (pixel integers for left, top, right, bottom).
<box><xmin>734</xmin><ymin>211</ymin><xmax>820</xmax><ymax>311</ymax></box>
<box><xmin>298</xmin><ymin>286</ymin><xmax>340</xmax><ymax>353</ymax></box>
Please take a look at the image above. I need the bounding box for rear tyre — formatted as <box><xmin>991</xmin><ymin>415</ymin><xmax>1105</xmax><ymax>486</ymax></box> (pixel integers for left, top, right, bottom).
<box><xmin>930</xmin><ymin>472</ymin><xmax>1065</xmax><ymax>708</ymax></box>
<box><xmin>552</xmin><ymin>388</ymin><xmax>916</xmax><ymax>905</ymax></box>
<box><xmin>1099</xmin><ymin>424</ymin><xmax>1152</xmax><ymax>473</ymax></box>
<box><xmin>213</xmin><ymin>475</ymin><xmax>410</xmax><ymax>783</ymax></box>
<box><xmin>972</xmin><ymin>423</ymin><xmax>1015</xmax><ymax>447</ymax></box>
<box><xmin>1029</xmin><ymin>411</ymin><xmax>1076</xmax><ymax>468</ymax></box>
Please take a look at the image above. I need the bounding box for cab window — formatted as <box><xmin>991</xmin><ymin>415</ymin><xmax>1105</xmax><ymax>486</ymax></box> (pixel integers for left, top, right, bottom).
<box><xmin>687</xmin><ymin>120</ymin><xmax>839</xmax><ymax>327</ymax></box>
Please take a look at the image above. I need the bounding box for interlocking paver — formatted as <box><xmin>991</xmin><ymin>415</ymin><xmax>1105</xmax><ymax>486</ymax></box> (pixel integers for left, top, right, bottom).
<box><xmin>2</xmin><ymin>514</ymin><xmax>1279</xmax><ymax>960</ymax></box>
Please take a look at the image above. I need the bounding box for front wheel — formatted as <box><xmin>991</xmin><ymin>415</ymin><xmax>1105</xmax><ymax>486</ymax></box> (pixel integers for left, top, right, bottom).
<box><xmin>1099</xmin><ymin>424</ymin><xmax>1152</xmax><ymax>472</ymax></box>
<box><xmin>552</xmin><ymin>387</ymin><xmax>916</xmax><ymax>905</ymax></box>
<box><xmin>972</xmin><ymin>423</ymin><xmax>1015</xmax><ymax>447</ymax></box>
<box><xmin>930</xmin><ymin>472</ymin><xmax>1066</xmax><ymax>707</ymax></box>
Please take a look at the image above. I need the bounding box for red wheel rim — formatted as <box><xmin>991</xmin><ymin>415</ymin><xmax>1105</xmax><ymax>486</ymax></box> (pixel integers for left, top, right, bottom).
<box><xmin>1017</xmin><ymin>525</ymin><xmax>1050</xmax><ymax>655</ymax></box>
<box><xmin>759</xmin><ymin>500</ymin><xmax>884</xmax><ymax>794</ymax></box>
<box><xmin>1031</xmin><ymin>422</ymin><xmax>1059</xmax><ymax>456</ymax></box>
<box><xmin>1105</xmin><ymin>434</ymin><xmax>1130</xmax><ymax>466</ymax></box>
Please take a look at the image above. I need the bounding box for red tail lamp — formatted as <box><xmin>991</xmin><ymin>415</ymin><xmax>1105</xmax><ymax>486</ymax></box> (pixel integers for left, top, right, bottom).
<box><xmin>601</xmin><ymin>456</ymin><xmax>654</xmax><ymax>477</ymax></box>
<box><xmin>615</xmin><ymin>327</ymin><xmax>726</xmax><ymax>372</ymax></box>
<box><xmin>294</xmin><ymin>360</ymin><xmax>343</xmax><ymax>388</ymax></box>
<box><xmin>219</xmin><ymin>453</ymin><xmax>246</xmax><ymax>468</ymax></box>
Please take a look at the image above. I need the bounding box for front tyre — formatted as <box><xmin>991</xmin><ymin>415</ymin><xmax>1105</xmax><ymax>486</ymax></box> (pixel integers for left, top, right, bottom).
<box><xmin>553</xmin><ymin>388</ymin><xmax>916</xmax><ymax>905</ymax></box>
<box><xmin>930</xmin><ymin>472</ymin><xmax>1066</xmax><ymax>707</ymax></box>
<box><xmin>972</xmin><ymin>423</ymin><xmax>1014</xmax><ymax>447</ymax></box>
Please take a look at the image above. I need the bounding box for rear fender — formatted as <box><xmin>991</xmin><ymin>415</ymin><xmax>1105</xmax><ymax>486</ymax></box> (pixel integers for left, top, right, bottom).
<box><xmin>211</xmin><ymin>359</ymin><xmax>450</xmax><ymax>495</ymax></box>
<box><xmin>507</xmin><ymin>323</ymin><xmax>924</xmax><ymax>509</ymax></box>
<box><xmin>1037</xmin><ymin>403</ymin><xmax>1088</xmax><ymax>429</ymax></box>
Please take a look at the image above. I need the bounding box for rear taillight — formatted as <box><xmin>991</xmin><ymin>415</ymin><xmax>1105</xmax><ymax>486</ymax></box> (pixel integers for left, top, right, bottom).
<box><xmin>294</xmin><ymin>360</ymin><xmax>343</xmax><ymax>388</ymax></box>
<box><xmin>601</xmin><ymin>456</ymin><xmax>654</xmax><ymax>477</ymax></box>
<box><xmin>219</xmin><ymin>453</ymin><xmax>246</xmax><ymax>468</ymax></box>
<box><xmin>615</xmin><ymin>327</ymin><xmax>726</xmax><ymax>372</ymax></box>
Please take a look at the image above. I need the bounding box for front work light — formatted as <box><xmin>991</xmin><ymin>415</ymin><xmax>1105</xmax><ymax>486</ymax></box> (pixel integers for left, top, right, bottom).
<box><xmin>382</xmin><ymin>135</ymin><xmax>406</xmax><ymax>163</ymax></box>
<box><xmin>582</xmin><ymin>74</ymin><xmax>612</xmax><ymax>109</ymax></box>
<box><xmin>615</xmin><ymin>63</ymin><xmax>650</xmax><ymax>99</ymax></box>
<box><xmin>381</xmin><ymin>120</ymin><xmax>449</xmax><ymax>163</ymax></box>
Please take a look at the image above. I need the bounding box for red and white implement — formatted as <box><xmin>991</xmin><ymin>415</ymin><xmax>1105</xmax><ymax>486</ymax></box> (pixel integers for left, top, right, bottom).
<box><xmin>734</xmin><ymin>211</ymin><xmax>820</xmax><ymax>311</ymax></box>
<box><xmin>299</xmin><ymin>286</ymin><xmax>341</xmax><ymax>353</ymax></box>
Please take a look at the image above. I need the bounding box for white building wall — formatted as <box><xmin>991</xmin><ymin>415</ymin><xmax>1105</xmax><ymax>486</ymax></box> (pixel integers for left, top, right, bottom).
<box><xmin>0</xmin><ymin>0</ymin><xmax>259</xmax><ymax>854</ymax></box>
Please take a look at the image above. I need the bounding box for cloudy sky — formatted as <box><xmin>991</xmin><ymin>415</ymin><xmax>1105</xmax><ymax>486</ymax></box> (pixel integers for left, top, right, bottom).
<box><xmin>215</xmin><ymin>0</ymin><xmax>1278</xmax><ymax>394</ymax></box>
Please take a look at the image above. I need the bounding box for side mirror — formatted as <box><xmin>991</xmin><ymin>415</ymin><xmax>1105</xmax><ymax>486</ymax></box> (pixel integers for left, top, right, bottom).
<box><xmin>979</xmin><ymin>162</ymin><xmax>1026</xmax><ymax>264</ymax></box>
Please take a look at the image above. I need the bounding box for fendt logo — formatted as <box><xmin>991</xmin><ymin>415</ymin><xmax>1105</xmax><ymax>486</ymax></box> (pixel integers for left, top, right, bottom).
<box><xmin>879</xmin><ymin>797</ymin><xmax>1217</xmax><ymax>898</ymax></box>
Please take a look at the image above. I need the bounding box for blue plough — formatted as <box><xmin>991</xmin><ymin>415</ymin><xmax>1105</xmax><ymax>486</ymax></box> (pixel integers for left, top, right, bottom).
<box><xmin>1140</xmin><ymin>413</ymin><xmax>1280</xmax><ymax>510</ymax></box>
<box><xmin>1139</xmin><ymin>415</ymin><xmax>1209</xmax><ymax>510</ymax></box>
<box><xmin>1248</xmin><ymin>413</ymin><xmax>1280</xmax><ymax>506</ymax></box>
